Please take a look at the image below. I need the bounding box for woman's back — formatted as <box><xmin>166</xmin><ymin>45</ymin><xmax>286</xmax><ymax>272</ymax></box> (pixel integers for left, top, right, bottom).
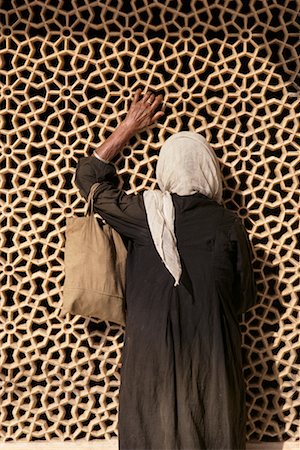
<box><xmin>75</xmin><ymin>153</ymin><xmax>257</xmax><ymax>449</ymax></box>
<box><xmin>118</xmin><ymin>192</ymin><xmax>255</xmax><ymax>450</ymax></box>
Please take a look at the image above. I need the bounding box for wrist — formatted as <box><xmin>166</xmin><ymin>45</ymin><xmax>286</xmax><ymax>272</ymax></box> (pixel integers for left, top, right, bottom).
<box><xmin>93</xmin><ymin>151</ymin><xmax>110</xmax><ymax>163</ymax></box>
<box><xmin>120</xmin><ymin>118</ymin><xmax>137</xmax><ymax>137</ymax></box>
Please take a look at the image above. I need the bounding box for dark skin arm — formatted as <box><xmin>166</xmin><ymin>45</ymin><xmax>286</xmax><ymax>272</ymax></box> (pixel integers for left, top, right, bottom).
<box><xmin>93</xmin><ymin>88</ymin><xmax>164</xmax><ymax>162</ymax></box>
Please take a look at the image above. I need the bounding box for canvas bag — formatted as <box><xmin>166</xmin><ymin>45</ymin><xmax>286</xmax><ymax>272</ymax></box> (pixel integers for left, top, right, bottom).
<box><xmin>59</xmin><ymin>182</ymin><xmax>127</xmax><ymax>326</ymax></box>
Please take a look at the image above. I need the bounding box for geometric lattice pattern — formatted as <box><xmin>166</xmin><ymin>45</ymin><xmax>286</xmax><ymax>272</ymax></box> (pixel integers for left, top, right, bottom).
<box><xmin>0</xmin><ymin>0</ymin><xmax>299</xmax><ymax>443</ymax></box>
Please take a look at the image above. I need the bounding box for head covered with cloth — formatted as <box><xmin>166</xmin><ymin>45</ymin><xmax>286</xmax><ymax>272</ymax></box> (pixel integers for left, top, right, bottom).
<box><xmin>143</xmin><ymin>131</ymin><xmax>223</xmax><ymax>286</ymax></box>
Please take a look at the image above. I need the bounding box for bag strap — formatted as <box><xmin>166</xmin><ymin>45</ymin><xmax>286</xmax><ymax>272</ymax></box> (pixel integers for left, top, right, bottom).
<box><xmin>85</xmin><ymin>182</ymin><xmax>105</xmax><ymax>221</ymax></box>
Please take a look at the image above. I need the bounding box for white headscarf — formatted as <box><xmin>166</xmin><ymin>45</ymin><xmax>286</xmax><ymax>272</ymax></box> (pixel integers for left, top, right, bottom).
<box><xmin>143</xmin><ymin>131</ymin><xmax>222</xmax><ymax>286</ymax></box>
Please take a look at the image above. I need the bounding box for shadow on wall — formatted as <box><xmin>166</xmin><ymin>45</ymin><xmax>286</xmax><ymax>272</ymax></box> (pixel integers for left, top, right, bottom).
<box><xmin>242</xmin><ymin>244</ymin><xmax>299</xmax><ymax>443</ymax></box>
<box><xmin>264</xmin><ymin>7</ymin><xmax>300</xmax><ymax>96</ymax></box>
<box><xmin>219</xmin><ymin>151</ymin><xmax>298</xmax><ymax>442</ymax></box>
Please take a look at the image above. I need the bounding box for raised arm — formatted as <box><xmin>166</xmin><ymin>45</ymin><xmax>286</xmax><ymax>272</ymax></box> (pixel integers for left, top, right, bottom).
<box><xmin>92</xmin><ymin>89</ymin><xmax>164</xmax><ymax>163</ymax></box>
<box><xmin>74</xmin><ymin>89</ymin><xmax>164</xmax><ymax>242</ymax></box>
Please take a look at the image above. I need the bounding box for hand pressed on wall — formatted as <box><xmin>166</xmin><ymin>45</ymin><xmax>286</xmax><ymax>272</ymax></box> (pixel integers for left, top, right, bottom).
<box><xmin>123</xmin><ymin>88</ymin><xmax>165</xmax><ymax>134</ymax></box>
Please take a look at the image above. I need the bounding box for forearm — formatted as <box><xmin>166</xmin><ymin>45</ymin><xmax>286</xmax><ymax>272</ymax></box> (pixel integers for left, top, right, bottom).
<box><xmin>92</xmin><ymin>89</ymin><xmax>164</xmax><ymax>161</ymax></box>
<box><xmin>93</xmin><ymin>120</ymin><xmax>135</xmax><ymax>162</ymax></box>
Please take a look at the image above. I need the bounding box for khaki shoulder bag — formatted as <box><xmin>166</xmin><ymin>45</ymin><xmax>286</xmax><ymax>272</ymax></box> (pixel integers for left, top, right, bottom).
<box><xmin>59</xmin><ymin>182</ymin><xmax>127</xmax><ymax>326</ymax></box>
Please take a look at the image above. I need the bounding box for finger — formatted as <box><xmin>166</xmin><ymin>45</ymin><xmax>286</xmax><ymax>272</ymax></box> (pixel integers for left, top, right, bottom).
<box><xmin>132</xmin><ymin>88</ymin><xmax>141</xmax><ymax>105</ymax></box>
<box><xmin>151</xmin><ymin>110</ymin><xmax>165</xmax><ymax>123</ymax></box>
<box><xmin>142</xmin><ymin>90</ymin><xmax>154</xmax><ymax>103</ymax></box>
<box><xmin>147</xmin><ymin>93</ymin><xmax>156</xmax><ymax>104</ymax></box>
<box><xmin>149</xmin><ymin>94</ymin><xmax>164</xmax><ymax>111</ymax></box>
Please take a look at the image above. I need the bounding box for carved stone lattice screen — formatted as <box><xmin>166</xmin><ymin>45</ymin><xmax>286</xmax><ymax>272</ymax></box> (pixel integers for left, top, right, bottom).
<box><xmin>0</xmin><ymin>0</ymin><xmax>299</xmax><ymax>444</ymax></box>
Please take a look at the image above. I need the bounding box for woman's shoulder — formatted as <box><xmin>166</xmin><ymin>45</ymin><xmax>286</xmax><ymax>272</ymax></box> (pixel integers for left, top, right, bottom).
<box><xmin>217</xmin><ymin>206</ymin><xmax>247</xmax><ymax>242</ymax></box>
<box><xmin>219</xmin><ymin>205</ymin><xmax>239</xmax><ymax>222</ymax></box>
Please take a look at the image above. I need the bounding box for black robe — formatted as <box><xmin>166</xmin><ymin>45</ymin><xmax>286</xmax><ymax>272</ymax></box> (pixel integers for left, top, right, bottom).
<box><xmin>75</xmin><ymin>155</ymin><xmax>257</xmax><ymax>450</ymax></box>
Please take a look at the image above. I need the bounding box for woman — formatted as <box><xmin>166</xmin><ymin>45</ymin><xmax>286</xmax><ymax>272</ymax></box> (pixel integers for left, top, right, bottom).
<box><xmin>75</xmin><ymin>89</ymin><xmax>257</xmax><ymax>450</ymax></box>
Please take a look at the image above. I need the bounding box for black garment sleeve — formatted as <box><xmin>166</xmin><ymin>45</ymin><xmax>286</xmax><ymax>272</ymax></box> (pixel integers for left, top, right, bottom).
<box><xmin>74</xmin><ymin>156</ymin><xmax>148</xmax><ymax>242</ymax></box>
<box><xmin>229</xmin><ymin>218</ymin><xmax>257</xmax><ymax>314</ymax></box>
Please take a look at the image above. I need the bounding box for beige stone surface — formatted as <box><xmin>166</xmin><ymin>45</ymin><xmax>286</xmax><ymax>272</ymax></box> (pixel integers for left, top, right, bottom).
<box><xmin>0</xmin><ymin>0</ymin><xmax>299</xmax><ymax>444</ymax></box>
<box><xmin>0</xmin><ymin>440</ymin><xmax>118</xmax><ymax>450</ymax></box>
<box><xmin>0</xmin><ymin>440</ymin><xmax>299</xmax><ymax>450</ymax></box>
